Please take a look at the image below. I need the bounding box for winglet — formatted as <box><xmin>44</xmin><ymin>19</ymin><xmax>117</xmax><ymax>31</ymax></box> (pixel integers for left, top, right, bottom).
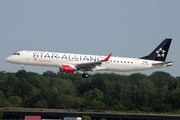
<box><xmin>101</xmin><ymin>53</ymin><xmax>112</xmax><ymax>62</ymax></box>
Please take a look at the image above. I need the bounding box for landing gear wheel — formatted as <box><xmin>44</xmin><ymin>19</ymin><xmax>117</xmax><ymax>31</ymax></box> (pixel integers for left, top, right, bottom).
<box><xmin>82</xmin><ymin>71</ymin><xmax>89</xmax><ymax>78</ymax></box>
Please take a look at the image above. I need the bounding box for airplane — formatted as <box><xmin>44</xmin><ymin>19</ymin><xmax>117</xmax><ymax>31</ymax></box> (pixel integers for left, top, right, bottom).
<box><xmin>6</xmin><ymin>38</ymin><xmax>173</xmax><ymax>78</ymax></box>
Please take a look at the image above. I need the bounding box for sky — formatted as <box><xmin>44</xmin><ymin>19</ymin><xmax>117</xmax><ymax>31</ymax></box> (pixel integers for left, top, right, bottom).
<box><xmin>0</xmin><ymin>0</ymin><xmax>180</xmax><ymax>77</ymax></box>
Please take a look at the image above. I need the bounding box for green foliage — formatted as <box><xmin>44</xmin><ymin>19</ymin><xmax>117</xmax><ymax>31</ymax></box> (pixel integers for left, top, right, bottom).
<box><xmin>0</xmin><ymin>70</ymin><xmax>180</xmax><ymax>113</ymax></box>
<box><xmin>8</xmin><ymin>96</ymin><xmax>22</xmax><ymax>107</ymax></box>
<box><xmin>82</xmin><ymin>115</ymin><xmax>91</xmax><ymax>120</ymax></box>
<box><xmin>0</xmin><ymin>110</ymin><xmax>3</xmax><ymax>118</ymax></box>
<box><xmin>35</xmin><ymin>99</ymin><xmax>48</xmax><ymax>108</ymax></box>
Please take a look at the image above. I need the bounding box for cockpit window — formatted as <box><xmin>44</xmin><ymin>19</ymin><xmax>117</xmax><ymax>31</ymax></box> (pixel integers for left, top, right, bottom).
<box><xmin>13</xmin><ymin>52</ymin><xmax>20</xmax><ymax>55</ymax></box>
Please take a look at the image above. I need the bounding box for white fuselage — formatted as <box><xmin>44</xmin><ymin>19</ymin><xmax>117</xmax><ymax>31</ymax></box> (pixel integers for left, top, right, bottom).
<box><xmin>6</xmin><ymin>50</ymin><xmax>169</xmax><ymax>72</ymax></box>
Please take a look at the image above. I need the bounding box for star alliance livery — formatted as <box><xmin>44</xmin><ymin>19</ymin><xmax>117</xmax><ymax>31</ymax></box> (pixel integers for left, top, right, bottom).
<box><xmin>6</xmin><ymin>38</ymin><xmax>172</xmax><ymax>78</ymax></box>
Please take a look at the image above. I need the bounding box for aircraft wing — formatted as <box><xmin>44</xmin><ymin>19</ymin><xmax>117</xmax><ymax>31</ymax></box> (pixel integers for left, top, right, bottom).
<box><xmin>75</xmin><ymin>53</ymin><xmax>112</xmax><ymax>71</ymax></box>
<box><xmin>152</xmin><ymin>61</ymin><xmax>173</xmax><ymax>67</ymax></box>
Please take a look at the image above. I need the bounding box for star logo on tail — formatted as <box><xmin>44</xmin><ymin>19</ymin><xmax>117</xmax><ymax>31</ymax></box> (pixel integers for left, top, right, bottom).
<box><xmin>156</xmin><ymin>48</ymin><xmax>166</xmax><ymax>57</ymax></box>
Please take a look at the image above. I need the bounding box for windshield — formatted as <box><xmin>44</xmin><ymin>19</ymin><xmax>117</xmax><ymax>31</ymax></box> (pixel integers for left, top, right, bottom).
<box><xmin>13</xmin><ymin>52</ymin><xmax>20</xmax><ymax>55</ymax></box>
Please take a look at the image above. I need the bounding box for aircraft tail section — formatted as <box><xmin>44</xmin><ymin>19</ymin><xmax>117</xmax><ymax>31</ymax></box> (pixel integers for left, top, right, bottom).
<box><xmin>140</xmin><ymin>38</ymin><xmax>172</xmax><ymax>61</ymax></box>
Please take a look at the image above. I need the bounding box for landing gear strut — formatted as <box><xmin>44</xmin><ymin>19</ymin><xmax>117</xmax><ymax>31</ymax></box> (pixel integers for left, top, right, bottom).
<box><xmin>20</xmin><ymin>64</ymin><xmax>24</xmax><ymax>70</ymax></box>
<box><xmin>82</xmin><ymin>71</ymin><xmax>89</xmax><ymax>78</ymax></box>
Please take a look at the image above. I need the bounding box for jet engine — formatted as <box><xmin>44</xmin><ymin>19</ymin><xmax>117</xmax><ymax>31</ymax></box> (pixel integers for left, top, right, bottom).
<box><xmin>60</xmin><ymin>64</ymin><xmax>76</xmax><ymax>73</ymax></box>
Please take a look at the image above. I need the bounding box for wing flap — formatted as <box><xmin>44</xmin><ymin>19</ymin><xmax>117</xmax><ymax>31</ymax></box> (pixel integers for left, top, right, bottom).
<box><xmin>75</xmin><ymin>53</ymin><xmax>112</xmax><ymax>71</ymax></box>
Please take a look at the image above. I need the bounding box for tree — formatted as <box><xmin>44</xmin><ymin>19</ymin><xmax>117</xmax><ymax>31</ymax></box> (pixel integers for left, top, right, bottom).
<box><xmin>8</xmin><ymin>96</ymin><xmax>22</xmax><ymax>107</ymax></box>
<box><xmin>55</xmin><ymin>95</ymin><xmax>81</xmax><ymax>109</ymax></box>
<box><xmin>81</xmin><ymin>88</ymin><xmax>104</xmax><ymax>110</ymax></box>
<box><xmin>0</xmin><ymin>90</ymin><xmax>10</xmax><ymax>107</ymax></box>
<box><xmin>150</xmin><ymin>71</ymin><xmax>174</xmax><ymax>88</ymax></box>
<box><xmin>167</xmin><ymin>92</ymin><xmax>180</xmax><ymax>110</ymax></box>
<box><xmin>1</xmin><ymin>70</ymin><xmax>180</xmax><ymax>113</ymax></box>
<box><xmin>0</xmin><ymin>111</ymin><xmax>3</xmax><ymax>119</ymax></box>
<box><xmin>132</xmin><ymin>78</ymin><xmax>156</xmax><ymax>110</ymax></box>
<box><xmin>42</xmin><ymin>70</ymin><xmax>56</xmax><ymax>77</ymax></box>
<box><xmin>82</xmin><ymin>115</ymin><xmax>91</xmax><ymax>120</ymax></box>
<box><xmin>35</xmin><ymin>99</ymin><xmax>48</xmax><ymax>108</ymax></box>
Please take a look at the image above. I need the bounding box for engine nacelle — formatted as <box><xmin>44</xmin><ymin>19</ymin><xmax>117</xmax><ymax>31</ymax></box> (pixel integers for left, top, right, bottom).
<box><xmin>60</xmin><ymin>64</ymin><xmax>76</xmax><ymax>73</ymax></box>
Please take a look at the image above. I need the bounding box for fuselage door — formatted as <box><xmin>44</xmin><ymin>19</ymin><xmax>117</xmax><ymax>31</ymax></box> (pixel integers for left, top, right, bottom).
<box><xmin>26</xmin><ymin>51</ymin><xmax>31</xmax><ymax>60</ymax></box>
<box><xmin>135</xmin><ymin>58</ymin><xmax>139</xmax><ymax>68</ymax></box>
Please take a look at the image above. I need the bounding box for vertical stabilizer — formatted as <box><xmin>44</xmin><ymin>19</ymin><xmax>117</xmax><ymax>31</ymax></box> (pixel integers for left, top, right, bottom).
<box><xmin>140</xmin><ymin>38</ymin><xmax>172</xmax><ymax>61</ymax></box>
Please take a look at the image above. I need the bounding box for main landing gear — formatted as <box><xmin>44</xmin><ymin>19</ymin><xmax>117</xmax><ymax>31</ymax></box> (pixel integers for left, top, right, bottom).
<box><xmin>82</xmin><ymin>71</ymin><xmax>89</xmax><ymax>78</ymax></box>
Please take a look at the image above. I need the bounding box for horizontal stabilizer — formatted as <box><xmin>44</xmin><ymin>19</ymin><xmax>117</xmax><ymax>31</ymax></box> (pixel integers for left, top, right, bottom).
<box><xmin>152</xmin><ymin>61</ymin><xmax>173</xmax><ymax>67</ymax></box>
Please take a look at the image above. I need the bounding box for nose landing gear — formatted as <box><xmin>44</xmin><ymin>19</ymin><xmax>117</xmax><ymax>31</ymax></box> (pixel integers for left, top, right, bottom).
<box><xmin>20</xmin><ymin>64</ymin><xmax>24</xmax><ymax>70</ymax></box>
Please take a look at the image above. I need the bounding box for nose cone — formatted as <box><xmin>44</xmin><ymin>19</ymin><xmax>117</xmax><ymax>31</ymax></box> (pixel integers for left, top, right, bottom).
<box><xmin>5</xmin><ymin>56</ymin><xmax>11</xmax><ymax>63</ymax></box>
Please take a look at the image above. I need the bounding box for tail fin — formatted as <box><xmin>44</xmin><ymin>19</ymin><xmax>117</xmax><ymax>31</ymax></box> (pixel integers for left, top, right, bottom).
<box><xmin>140</xmin><ymin>38</ymin><xmax>172</xmax><ymax>61</ymax></box>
